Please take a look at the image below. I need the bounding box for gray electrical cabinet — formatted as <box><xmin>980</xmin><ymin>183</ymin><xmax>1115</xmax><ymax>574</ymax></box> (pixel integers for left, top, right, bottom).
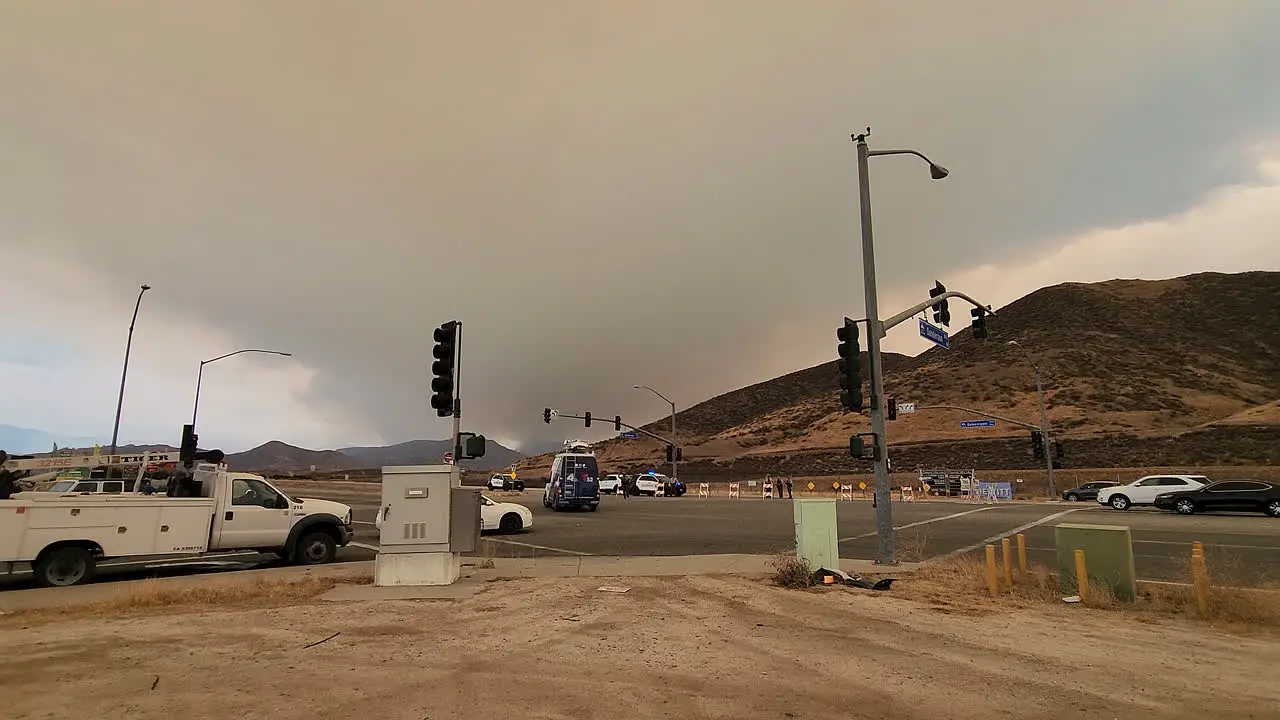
<box><xmin>379</xmin><ymin>465</ymin><xmax>454</xmax><ymax>553</ymax></box>
<box><xmin>449</xmin><ymin>486</ymin><xmax>481</xmax><ymax>553</ymax></box>
<box><xmin>378</xmin><ymin>464</ymin><xmax>481</xmax><ymax>555</ymax></box>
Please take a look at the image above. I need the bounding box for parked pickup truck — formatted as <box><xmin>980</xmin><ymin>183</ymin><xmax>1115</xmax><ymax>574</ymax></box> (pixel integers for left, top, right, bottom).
<box><xmin>1</xmin><ymin>460</ymin><xmax>354</xmax><ymax>587</ymax></box>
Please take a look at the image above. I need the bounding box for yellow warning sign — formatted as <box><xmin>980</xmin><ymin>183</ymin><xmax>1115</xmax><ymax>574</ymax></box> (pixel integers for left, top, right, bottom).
<box><xmin>832</xmin><ymin>481</ymin><xmax>840</xmax><ymax>490</ymax></box>
<box><xmin>806</xmin><ymin>482</ymin><xmax>815</xmax><ymax>490</ymax></box>
<box><xmin>858</xmin><ymin>481</ymin><xmax>867</xmax><ymax>490</ymax></box>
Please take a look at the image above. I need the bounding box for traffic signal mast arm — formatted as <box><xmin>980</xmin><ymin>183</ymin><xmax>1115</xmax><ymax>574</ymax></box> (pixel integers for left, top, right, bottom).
<box><xmin>545</xmin><ymin>412</ymin><xmax>674</xmax><ymax>447</ymax></box>
<box><xmin>882</xmin><ymin>290</ymin><xmax>996</xmax><ymax>337</ymax></box>
<box><xmin>915</xmin><ymin>404</ymin><xmax>1043</xmax><ymax>432</ymax></box>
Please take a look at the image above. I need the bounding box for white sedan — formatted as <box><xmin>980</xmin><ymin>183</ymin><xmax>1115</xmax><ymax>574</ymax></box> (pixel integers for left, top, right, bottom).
<box><xmin>1096</xmin><ymin>474</ymin><xmax>1210</xmax><ymax>510</ymax></box>
<box><xmin>481</xmin><ymin>495</ymin><xmax>533</xmax><ymax>534</ymax></box>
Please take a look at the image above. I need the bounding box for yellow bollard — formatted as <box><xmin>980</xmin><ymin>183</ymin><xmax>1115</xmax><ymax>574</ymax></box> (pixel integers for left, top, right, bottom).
<box><xmin>984</xmin><ymin>544</ymin><xmax>999</xmax><ymax>597</ymax></box>
<box><xmin>1001</xmin><ymin>538</ymin><xmax>1013</xmax><ymax>586</ymax></box>
<box><xmin>1074</xmin><ymin>549</ymin><xmax>1088</xmax><ymax>601</ymax></box>
<box><xmin>1016</xmin><ymin>533</ymin><xmax>1028</xmax><ymax>576</ymax></box>
<box><xmin>1190</xmin><ymin>545</ymin><xmax>1211</xmax><ymax>618</ymax></box>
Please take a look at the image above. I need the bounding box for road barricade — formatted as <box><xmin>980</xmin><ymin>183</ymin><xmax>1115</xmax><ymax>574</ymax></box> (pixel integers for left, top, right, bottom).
<box><xmin>898</xmin><ymin>486</ymin><xmax>916</xmax><ymax>502</ymax></box>
<box><xmin>728</xmin><ymin>482</ymin><xmax>740</xmax><ymax>499</ymax></box>
<box><xmin>839</xmin><ymin>484</ymin><xmax>853</xmax><ymax>501</ymax></box>
<box><xmin>698</xmin><ymin>483</ymin><xmax>709</xmax><ymax>497</ymax></box>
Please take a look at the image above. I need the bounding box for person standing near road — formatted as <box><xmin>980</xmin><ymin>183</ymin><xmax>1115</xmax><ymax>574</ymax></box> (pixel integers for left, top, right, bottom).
<box><xmin>785</xmin><ymin>476</ymin><xmax>794</xmax><ymax>499</ymax></box>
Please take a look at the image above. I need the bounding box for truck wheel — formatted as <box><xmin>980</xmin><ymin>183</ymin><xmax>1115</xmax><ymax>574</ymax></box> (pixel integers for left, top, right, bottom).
<box><xmin>34</xmin><ymin>546</ymin><xmax>96</xmax><ymax>587</ymax></box>
<box><xmin>293</xmin><ymin>530</ymin><xmax>337</xmax><ymax>565</ymax></box>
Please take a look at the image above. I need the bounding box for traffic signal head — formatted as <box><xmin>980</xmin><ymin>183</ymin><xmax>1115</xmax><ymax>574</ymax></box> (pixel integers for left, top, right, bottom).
<box><xmin>430</xmin><ymin>321</ymin><xmax>459</xmax><ymax>417</ymax></box>
<box><xmin>849</xmin><ymin>434</ymin><xmax>864</xmax><ymax>458</ymax></box>
<box><xmin>179</xmin><ymin>424</ymin><xmax>198</xmax><ymax>465</ymax></box>
<box><xmin>929</xmin><ymin>281</ymin><xmax>951</xmax><ymax>326</ymax></box>
<box><xmin>887</xmin><ymin>396</ymin><xmax>897</xmax><ymax>421</ymax></box>
<box><xmin>462</xmin><ymin>433</ymin><xmax>487</xmax><ymax>460</ymax></box>
<box><xmin>970</xmin><ymin>307</ymin><xmax>989</xmax><ymax>340</ymax></box>
<box><xmin>543</xmin><ymin>408</ymin><xmax>553</xmax><ymax>424</ymax></box>
<box><xmin>836</xmin><ymin>317</ymin><xmax>864</xmax><ymax>412</ymax></box>
<box><xmin>1030</xmin><ymin>430</ymin><xmax>1044</xmax><ymax>460</ymax></box>
<box><xmin>584</xmin><ymin>411</ymin><xmax>592</xmax><ymax>428</ymax></box>
<box><xmin>614</xmin><ymin>416</ymin><xmax>622</xmax><ymax>432</ymax></box>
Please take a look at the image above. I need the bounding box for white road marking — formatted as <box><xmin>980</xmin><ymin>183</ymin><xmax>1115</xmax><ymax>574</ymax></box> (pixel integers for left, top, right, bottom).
<box><xmin>348</xmin><ymin>541</ymin><xmax>380</xmax><ymax>552</ymax></box>
<box><xmin>1133</xmin><ymin>539</ymin><xmax>1280</xmax><ymax>552</ymax></box>
<box><xmin>838</xmin><ymin>506</ymin><xmax>999</xmax><ymax>543</ymax></box>
<box><xmin>485</xmin><ymin>538</ymin><xmax>593</xmax><ymax>556</ymax></box>
<box><xmin>943</xmin><ymin>507</ymin><xmax>1086</xmax><ymax>558</ymax></box>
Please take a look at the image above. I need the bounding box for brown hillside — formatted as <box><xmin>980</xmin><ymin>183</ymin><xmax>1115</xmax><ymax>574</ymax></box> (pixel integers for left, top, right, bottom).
<box><xmin>226</xmin><ymin>441</ymin><xmax>358</xmax><ymax>474</ymax></box>
<box><xmin>518</xmin><ymin>271</ymin><xmax>1280</xmax><ymax>476</ymax></box>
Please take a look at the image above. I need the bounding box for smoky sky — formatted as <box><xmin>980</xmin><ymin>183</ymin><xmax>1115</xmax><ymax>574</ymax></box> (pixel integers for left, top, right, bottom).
<box><xmin>4</xmin><ymin>1</ymin><xmax>1280</xmax><ymax>449</ymax></box>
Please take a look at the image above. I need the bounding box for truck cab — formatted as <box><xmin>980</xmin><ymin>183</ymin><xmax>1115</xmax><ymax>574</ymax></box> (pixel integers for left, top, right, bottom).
<box><xmin>542</xmin><ymin>441</ymin><xmax>600</xmax><ymax>512</ymax></box>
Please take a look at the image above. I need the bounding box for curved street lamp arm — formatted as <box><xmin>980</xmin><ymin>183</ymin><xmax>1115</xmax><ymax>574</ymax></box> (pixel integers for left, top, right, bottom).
<box><xmin>633</xmin><ymin>384</ymin><xmax>673</xmax><ymax>408</ymax></box>
<box><xmin>202</xmin><ymin>348</ymin><xmax>293</xmax><ymax>366</ymax></box>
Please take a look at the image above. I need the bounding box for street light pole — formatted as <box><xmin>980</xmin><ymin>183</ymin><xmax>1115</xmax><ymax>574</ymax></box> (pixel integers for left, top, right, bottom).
<box><xmin>634</xmin><ymin>385</ymin><xmax>677</xmax><ymax>480</ymax></box>
<box><xmin>853</xmin><ymin>129</ymin><xmax>949</xmax><ymax>565</ymax></box>
<box><xmin>1008</xmin><ymin>340</ymin><xmax>1055</xmax><ymax>498</ymax></box>
<box><xmin>109</xmin><ymin>284</ymin><xmax>151</xmax><ymax>456</ymax></box>
<box><xmin>192</xmin><ymin>349</ymin><xmax>293</xmax><ymax>429</ymax></box>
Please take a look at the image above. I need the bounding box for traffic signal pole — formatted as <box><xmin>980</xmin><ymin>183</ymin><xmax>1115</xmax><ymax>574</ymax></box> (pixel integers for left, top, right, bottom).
<box><xmin>452</xmin><ymin>321</ymin><xmax>463</xmax><ymax>470</ymax></box>
<box><xmin>854</xmin><ymin>136</ymin><xmax>896</xmax><ymax>565</ymax></box>
<box><xmin>545</xmin><ymin>411</ymin><xmax>672</xmax><ymax>446</ymax></box>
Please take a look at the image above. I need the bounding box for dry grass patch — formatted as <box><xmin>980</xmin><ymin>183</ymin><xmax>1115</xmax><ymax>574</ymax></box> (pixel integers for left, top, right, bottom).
<box><xmin>770</xmin><ymin>553</ymin><xmax>815</xmax><ymax>589</ymax></box>
<box><xmin>2</xmin><ymin>574</ymin><xmax>372</xmax><ymax>626</ymax></box>
<box><xmin>897</xmin><ymin>555</ymin><xmax>1280</xmax><ymax>632</ymax></box>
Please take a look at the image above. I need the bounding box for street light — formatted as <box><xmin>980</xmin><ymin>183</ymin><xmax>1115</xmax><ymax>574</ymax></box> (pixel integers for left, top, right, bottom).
<box><xmin>633</xmin><ymin>385</ymin><xmax>677</xmax><ymax>480</ymax></box>
<box><xmin>192</xmin><ymin>349</ymin><xmax>293</xmax><ymax>428</ymax></box>
<box><xmin>853</xmin><ymin>128</ymin><xmax>948</xmax><ymax>565</ymax></box>
<box><xmin>1008</xmin><ymin>340</ymin><xmax>1055</xmax><ymax>498</ymax></box>
<box><xmin>109</xmin><ymin>284</ymin><xmax>152</xmax><ymax>456</ymax></box>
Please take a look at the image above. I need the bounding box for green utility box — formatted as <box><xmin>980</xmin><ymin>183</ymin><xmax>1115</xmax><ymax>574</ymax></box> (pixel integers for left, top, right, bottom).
<box><xmin>1054</xmin><ymin>523</ymin><xmax>1137</xmax><ymax>601</ymax></box>
<box><xmin>793</xmin><ymin>499</ymin><xmax>839</xmax><ymax>570</ymax></box>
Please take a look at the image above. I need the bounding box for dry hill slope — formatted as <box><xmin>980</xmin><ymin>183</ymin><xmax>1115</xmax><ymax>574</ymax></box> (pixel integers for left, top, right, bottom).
<box><xmin>519</xmin><ymin>271</ymin><xmax>1280</xmax><ymax>476</ymax></box>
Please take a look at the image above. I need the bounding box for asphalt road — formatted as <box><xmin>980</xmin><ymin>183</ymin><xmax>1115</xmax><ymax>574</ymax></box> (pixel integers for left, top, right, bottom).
<box><xmin>340</xmin><ymin>491</ymin><xmax>1280</xmax><ymax>586</ymax></box>
<box><xmin>5</xmin><ymin>490</ymin><xmax>1275</xmax><ymax>590</ymax></box>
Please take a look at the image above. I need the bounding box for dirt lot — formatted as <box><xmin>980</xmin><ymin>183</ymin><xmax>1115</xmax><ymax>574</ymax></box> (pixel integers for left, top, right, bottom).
<box><xmin>3</xmin><ymin>573</ymin><xmax>1275</xmax><ymax>720</ymax></box>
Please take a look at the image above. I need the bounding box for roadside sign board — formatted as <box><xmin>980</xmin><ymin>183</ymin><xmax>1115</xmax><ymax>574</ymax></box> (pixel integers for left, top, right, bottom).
<box><xmin>960</xmin><ymin>419</ymin><xmax>996</xmax><ymax>428</ymax></box>
<box><xmin>919</xmin><ymin>319</ymin><xmax>950</xmax><ymax>349</ymax></box>
<box><xmin>897</xmin><ymin>402</ymin><xmax>917</xmax><ymax>414</ymax></box>
<box><xmin>858</xmin><ymin>481</ymin><xmax>867</xmax><ymax>490</ymax></box>
<box><xmin>807</xmin><ymin>482</ymin><xmax>815</xmax><ymax>490</ymax></box>
<box><xmin>443</xmin><ymin>451</ymin><xmax>454</xmax><ymax>464</ymax></box>
<box><xmin>620</xmin><ymin>431</ymin><xmax>639</xmax><ymax>439</ymax></box>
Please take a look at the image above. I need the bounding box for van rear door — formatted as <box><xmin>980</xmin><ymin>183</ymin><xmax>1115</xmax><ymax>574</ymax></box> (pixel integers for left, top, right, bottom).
<box><xmin>560</xmin><ymin>455</ymin><xmax>599</xmax><ymax>500</ymax></box>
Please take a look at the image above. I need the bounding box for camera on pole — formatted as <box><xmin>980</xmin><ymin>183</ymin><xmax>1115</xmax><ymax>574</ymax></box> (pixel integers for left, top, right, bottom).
<box><xmin>837</xmin><ymin>317</ymin><xmax>863</xmax><ymax>412</ymax></box>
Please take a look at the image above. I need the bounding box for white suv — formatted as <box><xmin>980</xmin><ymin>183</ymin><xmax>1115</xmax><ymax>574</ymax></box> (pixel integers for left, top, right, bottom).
<box><xmin>599</xmin><ymin>474</ymin><xmax>626</xmax><ymax>494</ymax></box>
<box><xmin>1097</xmin><ymin>474</ymin><xmax>1209</xmax><ymax>510</ymax></box>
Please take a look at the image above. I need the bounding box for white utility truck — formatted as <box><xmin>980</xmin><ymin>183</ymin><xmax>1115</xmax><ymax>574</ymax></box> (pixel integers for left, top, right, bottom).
<box><xmin>0</xmin><ymin>450</ymin><xmax>354</xmax><ymax>587</ymax></box>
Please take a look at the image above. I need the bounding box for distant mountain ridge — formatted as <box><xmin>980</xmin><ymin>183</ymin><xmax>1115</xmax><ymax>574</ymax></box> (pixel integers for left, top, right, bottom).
<box><xmin>6</xmin><ymin>436</ymin><xmax>524</xmax><ymax>474</ymax></box>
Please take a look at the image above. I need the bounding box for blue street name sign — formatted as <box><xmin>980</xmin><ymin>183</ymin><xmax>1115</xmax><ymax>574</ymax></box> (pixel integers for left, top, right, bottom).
<box><xmin>919</xmin><ymin>319</ymin><xmax>950</xmax><ymax>349</ymax></box>
<box><xmin>621</xmin><ymin>431</ymin><xmax>639</xmax><ymax>439</ymax></box>
<box><xmin>960</xmin><ymin>419</ymin><xmax>997</xmax><ymax>428</ymax></box>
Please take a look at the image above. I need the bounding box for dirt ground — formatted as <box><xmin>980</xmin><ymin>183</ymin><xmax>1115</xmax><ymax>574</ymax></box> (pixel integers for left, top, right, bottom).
<box><xmin>4</xmin><ymin>574</ymin><xmax>1276</xmax><ymax>720</ymax></box>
